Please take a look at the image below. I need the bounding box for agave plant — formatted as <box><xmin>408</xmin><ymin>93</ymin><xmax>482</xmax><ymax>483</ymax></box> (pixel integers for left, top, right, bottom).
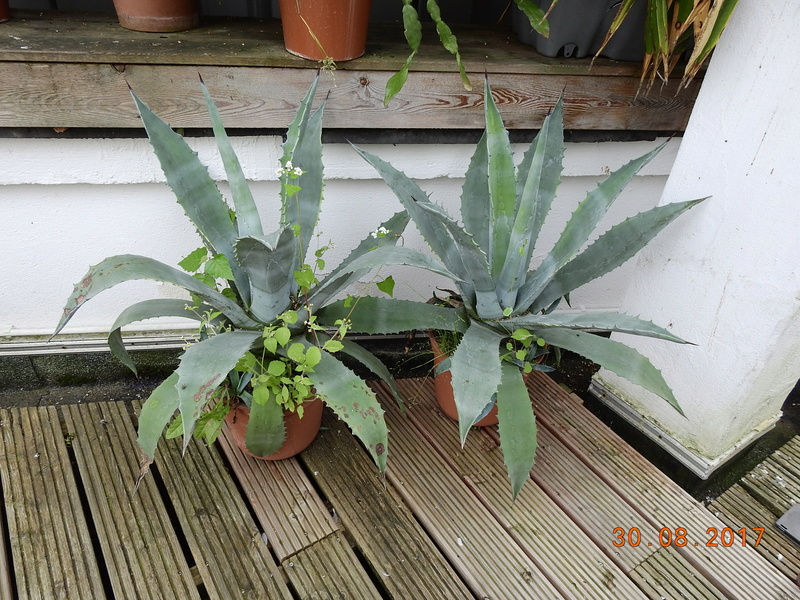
<box><xmin>334</xmin><ymin>78</ymin><xmax>705</xmax><ymax>497</ymax></box>
<box><xmin>52</xmin><ymin>76</ymin><xmax>455</xmax><ymax>476</ymax></box>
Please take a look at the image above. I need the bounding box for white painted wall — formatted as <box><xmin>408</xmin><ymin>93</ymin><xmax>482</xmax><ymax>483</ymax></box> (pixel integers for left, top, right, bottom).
<box><xmin>594</xmin><ymin>0</ymin><xmax>800</xmax><ymax>473</ymax></box>
<box><xmin>1</xmin><ymin>132</ymin><xmax>678</xmax><ymax>341</ymax></box>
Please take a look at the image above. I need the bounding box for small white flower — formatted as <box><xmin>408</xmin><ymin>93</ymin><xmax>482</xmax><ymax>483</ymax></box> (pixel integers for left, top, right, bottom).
<box><xmin>370</xmin><ymin>226</ymin><xmax>390</xmax><ymax>238</ymax></box>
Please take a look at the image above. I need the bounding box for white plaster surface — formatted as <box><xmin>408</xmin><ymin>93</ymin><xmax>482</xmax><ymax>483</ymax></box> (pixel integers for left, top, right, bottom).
<box><xmin>1</xmin><ymin>128</ymin><xmax>678</xmax><ymax>339</ymax></box>
<box><xmin>595</xmin><ymin>0</ymin><xmax>800</xmax><ymax>462</ymax></box>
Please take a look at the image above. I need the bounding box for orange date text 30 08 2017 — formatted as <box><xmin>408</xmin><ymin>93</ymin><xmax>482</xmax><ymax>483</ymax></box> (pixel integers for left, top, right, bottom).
<box><xmin>613</xmin><ymin>527</ymin><xmax>764</xmax><ymax>548</ymax></box>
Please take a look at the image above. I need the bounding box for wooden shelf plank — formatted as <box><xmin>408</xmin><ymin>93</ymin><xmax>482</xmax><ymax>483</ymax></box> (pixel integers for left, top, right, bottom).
<box><xmin>0</xmin><ymin>11</ymin><xmax>700</xmax><ymax>131</ymax></box>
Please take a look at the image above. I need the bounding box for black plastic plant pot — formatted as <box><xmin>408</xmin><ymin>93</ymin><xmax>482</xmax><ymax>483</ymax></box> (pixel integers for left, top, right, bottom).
<box><xmin>514</xmin><ymin>0</ymin><xmax>647</xmax><ymax>61</ymax></box>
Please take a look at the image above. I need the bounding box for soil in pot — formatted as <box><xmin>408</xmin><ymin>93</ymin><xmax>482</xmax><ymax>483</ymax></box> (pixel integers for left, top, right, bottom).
<box><xmin>112</xmin><ymin>0</ymin><xmax>199</xmax><ymax>33</ymax></box>
<box><xmin>225</xmin><ymin>397</ymin><xmax>323</xmax><ymax>460</ymax></box>
<box><xmin>278</xmin><ymin>0</ymin><xmax>372</xmax><ymax>61</ymax></box>
<box><xmin>429</xmin><ymin>332</ymin><xmax>499</xmax><ymax>427</ymax></box>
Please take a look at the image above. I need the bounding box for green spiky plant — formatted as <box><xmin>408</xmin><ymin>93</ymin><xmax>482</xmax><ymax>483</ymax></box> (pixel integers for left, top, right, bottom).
<box><xmin>52</xmin><ymin>76</ymin><xmax>456</xmax><ymax>477</ymax></box>
<box><xmin>331</xmin><ymin>78</ymin><xmax>705</xmax><ymax>498</ymax></box>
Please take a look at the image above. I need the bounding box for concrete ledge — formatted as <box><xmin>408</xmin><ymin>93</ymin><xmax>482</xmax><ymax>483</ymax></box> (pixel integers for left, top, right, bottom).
<box><xmin>589</xmin><ymin>379</ymin><xmax>781</xmax><ymax>479</ymax></box>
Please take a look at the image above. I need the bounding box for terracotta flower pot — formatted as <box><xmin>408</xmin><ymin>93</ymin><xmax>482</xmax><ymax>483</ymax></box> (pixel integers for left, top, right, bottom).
<box><xmin>0</xmin><ymin>0</ymin><xmax>10</xmax><ymax>24</ymax></box>
<box><xmin>112</xmin><ymin>0</ymin><xmax>199</xmax><ymax>33</ymax></box>
<box><xmin>278</xmin><ymin>0</ymin><xmax>372</xmax><ymax>61</ymax></box>
<box><xmin>225</xmin><ymin>397</ymin><xmax>323</xmax><ymax>460</ymax></box>
<box><xmin>429</xmin><ymin>332</ymin><xmax>499</xmax><ymax>427</ymax></box>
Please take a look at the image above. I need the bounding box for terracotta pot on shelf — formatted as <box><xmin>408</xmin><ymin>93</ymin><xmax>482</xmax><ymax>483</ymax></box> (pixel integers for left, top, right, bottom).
<box><xmin>112</xmin><ymin>0</ymin><xmax>199</xmax><ymax>33</ymax></box>
<box><xmin>224</xmin><ymin>397</ymin><xmax>323</xmax><ymax>460</ymax></box>
<box><xmin>0</xmin><ymin>0</ymin><xmax>10</xmax><ymax>24</ymax></box>
<box><xmin>278</xmin><ymin>0</ymin><xmax>372</xmax><ymax>61</ymax></box>
<box><xmin>429</xmin><ymin>332</ymin><xmax>499</xmax><ymax>427</ymax></box>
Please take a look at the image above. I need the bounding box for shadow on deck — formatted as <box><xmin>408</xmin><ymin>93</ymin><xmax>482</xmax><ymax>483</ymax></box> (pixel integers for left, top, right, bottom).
<box><xmin>0</xmin><ymin>373</ymin><xmax>798</xmax><ymax>599</ymax></box>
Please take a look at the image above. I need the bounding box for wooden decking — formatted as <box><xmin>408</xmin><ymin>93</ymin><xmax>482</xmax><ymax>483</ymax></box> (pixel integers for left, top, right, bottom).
<box><xmin>0</xmin><ymin>373</ymin><xmax>798</xmax><ymax>599</ymax></box>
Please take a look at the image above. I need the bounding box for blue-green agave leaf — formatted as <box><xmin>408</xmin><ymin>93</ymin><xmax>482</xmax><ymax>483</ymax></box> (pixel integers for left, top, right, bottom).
<box><xmin>282</xmin><ymin>75</ymin><xmax>320</xmax><ymax>162</ymax></box>
<box><xmin>300</xmin><ymin>340</ymin><xmax>389</xmax><ymax>472</ymax></box>
<box><xmin>54</xmin><ymin>255</ymin><xmax>260</xmax><ymax>335</ymax></box>
<box><xmin>130</xmin><ymin>90</ymin><xmax>251</xmax><ymax>307</ymax></box>
<box><xmin>353</xmin><ymin>146</ymin><xmax>470</xmax><ymax>284</ymax></box>
<box><xmin>109</xmin><ymin>299</ymin><xmax>209</xmax><ymax>374</ymax></box>
<box><xmin>137</xmin><ymin>372</ymin><xmax>180</xmax><ymax>463</ymax></box>
<box><xmin>516</xmin><ymin>143</ymin><xmax>665</xmax><ymax>314</ymax></box>
<box><xmin>449</xmin><ymin>321</ymin><xmax>505</xmax><ymax>444</ymax></box>
<box><xmin>416</xmin><ymin>199</ymin><xmax>503</xmax><ymax>318</ymax></box>
<box><xmin>496</xmin><ymin>362</ymin><xmax>537</xmax><ymax>499</ymax></box>
<box><xmin>317</xmin><ymin>297</ymin><xmax>468</xmax><ymax>335</ymax></box>
<box><xmin>244</xmin><ymin>392</ymin><xmax>286</xmax><ymax>456</ymax></box>
<box><xmin>533</xmin><ymin>328</ymin><xmax>683</xmax><ymax>414</ymax></box>
<box><xmin>235</xmin><ymin>227</ymin><xmax>296</xmax><ymax>323</ymax></box>
<box><xmin>483</xmin><ymin>77</ymin><xmax>518</xmax><ymax>279</ymax></box>
<box><xmin>309</xmin><ymin>211</ymin><xmax>410</xmax><ymax>308</ymax></box>
<box><xmin>336</xmin><ymin>336</ymin><xmax>405</xmax><ymax>409</ymax></box>
<box><xmin>280</xmin><ymin>98</ymin><xmax>325</xmax><ymax>269</ymax></box>
<box><xmin>532</xmin><ymin>198</ymin><xmax>706</xmax><ymax>312</ymax></box>
<box><xmin>200</xmin><ymin>81</ymin><xmax>264</xmax><ymax>238</ymax></box>
<box><xmin>460</xmin><ymin>131</ymin><xmax>491</xmax><ymax>256</ymax></box>
<box><xmin>174</xmin><ymin>330</ymin><xmax>262</xmax><ymax>451</ymax></box>
<box><xmin>496</xmin><ymin>97</ymin><xmax>564</xmax><ymax>308</ymax></box>
<box><xmin>502</xmin><ymin>312</ymin><xmax>688</xmax><ymax>344</ymax></box>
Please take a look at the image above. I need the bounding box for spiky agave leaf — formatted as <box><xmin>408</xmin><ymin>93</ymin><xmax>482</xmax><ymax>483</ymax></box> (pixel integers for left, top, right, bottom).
<box><xmin>244</xmin><ymin>390</ymin><xmax>286</xmax><ymax>456</ymax></box>
<box><xmin>54</xmin><ymin>255</ymin><xmax>260</xmax><ymax>336</ymax></box>
<box><xmin>533</xmin><ymin>328</ymin><xmax>683</xmax><ymax>414</ymax></box>
<box><xmin>317</xmin><ymin>297</ymin><xmax>468</xmax><ymax>336</ymax></box>
<box><xmin>280</xmin><ymin>84</ymin><xmax>325</xmax><ymax>277</ymax></box>
<box><xmin>300</xmin><ymin>340</ymin><xmax>389</xmax><ymax>472</ymax></box>
<box><xmin>108</xmin><ymin>299</ymin><xmax>212</xmax><ymax>374</ymax></box>
<box><xmin>173</xmin><ymin>330</ymin><xmax>262</xmax><ymax>451</ymax></box>
<box><xmin>501</xmin><ymin>312</ymin><xmax>689</xmax><ymax>345</ymax></box>
<box><xmin>235</xmin><ymin>227</ymin><xmax>296</xmax><ymax>323</ymax></box>
<box><xmin>531</xmin><ymin>198</ymin><xmax>707</xmax><ymax>313</ymax></box>
<box><xmin>308</xmin><ymin>211</ymin><xmax>410</xmax><ymax>308</ymax></box>
<box><xmin>496</xmin><ymin>362</ymin><xmax>537</xmax><ymax>499</ymax></box>
<box><xmin>514</xmin><ymin>143</ymin><xmax>665</xmax><ymax>315</ymax></box>
<box><xmin>496</xmin><ymin>96</ymin><xmax>564</xmax><ymax>308</ymax></box>
<box><xmin>449</xmin><ymin>321</ymin><xmax>505</xmax><ymax>444</ymax></box>
<box><xmin>137</xmin><ymin>372</ymin><xmax>180</xmax><ymax>465</ymax></box>
<box><xmin>131</xmin><ymin>90</ymin><xmax>251</xmax><ymax>307</ymax></box>
<box><xmin>200</xmin><ymin>80</ymin><xmax>263</xmax><ymax>238</ymax></box>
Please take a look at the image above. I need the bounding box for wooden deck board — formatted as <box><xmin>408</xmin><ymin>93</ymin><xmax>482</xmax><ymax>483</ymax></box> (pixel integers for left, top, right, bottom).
<box><xmin>62</xmin><ymin>401</ymin><xmax>200</xmax><ymax>599</ymax></box>
<box><xmin>631</xmin><ymin>547</ymin><xmax>727</xmax><ymax>600</ymax></box>
<box><xmin>301</xmin><ymin>410</ymin><xmax>474</xmax><ymax>600</ymax></box>
<box><xmin>710</xmin><ymin>482</ymin><xmax>800</xmax><ymax>580</ymax></box>
<box><xmin>373</xmin><ymin>381</ymin><xmax>566</xmax><ymax>599</ymax></box>
<box><xmin>218</xmin><ymin>430</ymin><xmax>337</xmax><ymax>562</ymax></box>
<box><xmin>740</xmin><ymin>437</ymin><xmax>800</xmax><ymax>517</ymax></box>
<box><xmin>1</xmin><ymin>378</ymin><xmax>798</xmax><ymax>599</ymax></box>
<box><xmin>143</xmin><ymin>404</ymin><xmax>294</xmax><ymax>600</ymax></box>
<box><xmin>0</xmin><ymin>406</ymin><xmax>106</xmax><ymax>599</ymax></box>
<box><xmin>392</xmin><ymin>378</ymin><xmax>648</xmax><ymax>599</ymax></box>
<box><xmin>527</xmin><ymin>371</ymin><xmax>800</xmax><ymax>600</ymax></box>
<box><xmin>283</xmin><ymin>533</ymin><xmax>383</xmax><ymax>600</ymax></box>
